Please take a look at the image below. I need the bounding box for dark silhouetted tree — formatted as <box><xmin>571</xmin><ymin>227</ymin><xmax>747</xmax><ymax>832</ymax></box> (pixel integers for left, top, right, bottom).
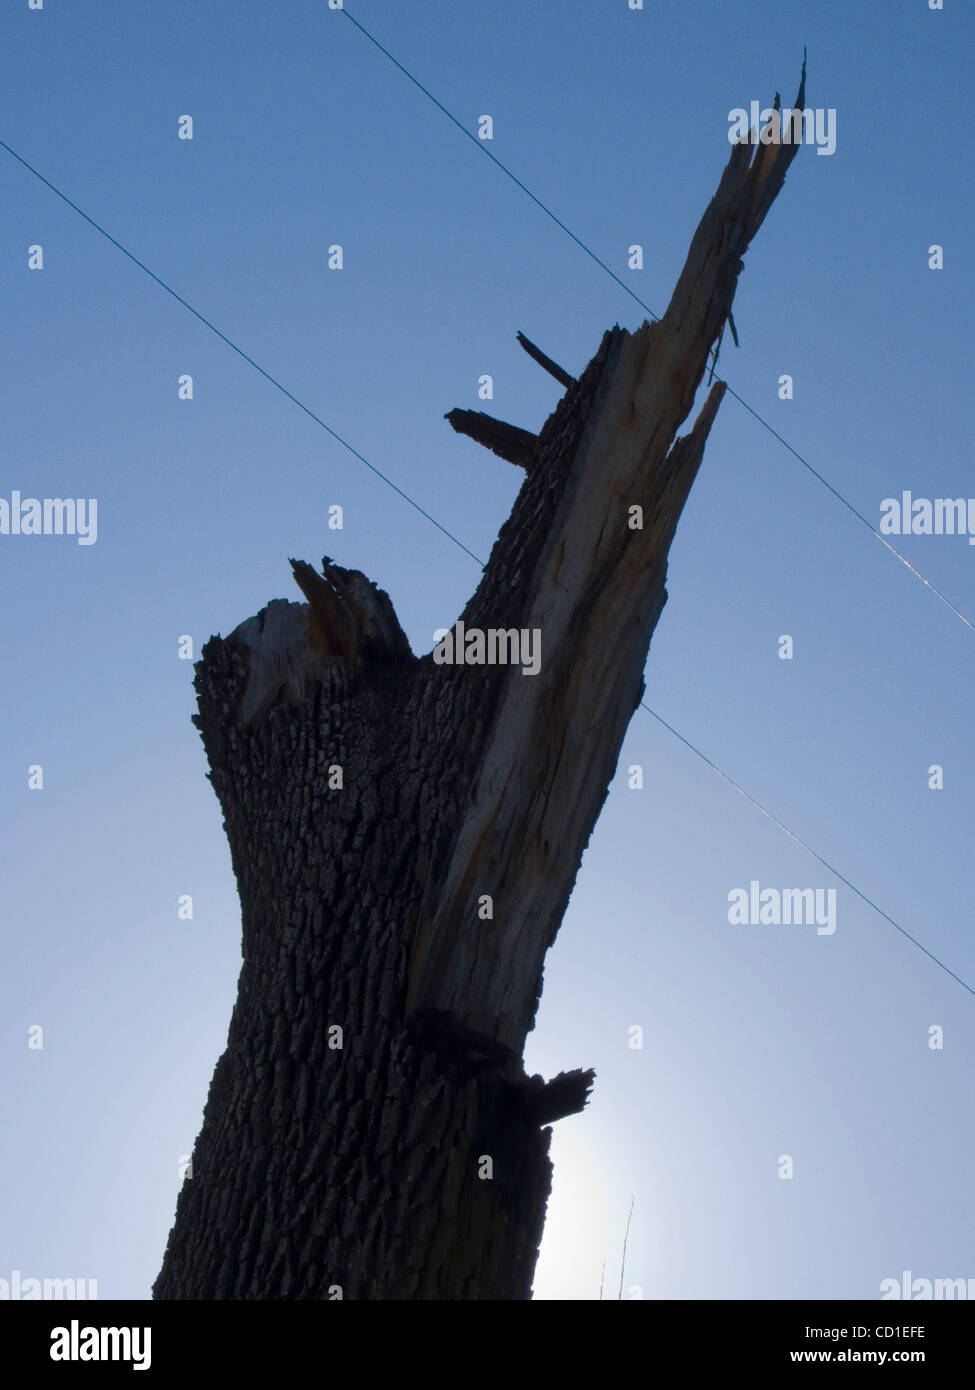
<box><xmin>154</xmin><ymin>70</ymin><xmax>804</xmax><ymax>1300</ymax></box>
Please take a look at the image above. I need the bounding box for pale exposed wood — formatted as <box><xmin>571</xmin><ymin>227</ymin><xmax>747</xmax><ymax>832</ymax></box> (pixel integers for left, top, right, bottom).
<box><xmin>405</xmin><ymin>62</ymin><xmax>806</xmax><ymax>1049</ymax></box>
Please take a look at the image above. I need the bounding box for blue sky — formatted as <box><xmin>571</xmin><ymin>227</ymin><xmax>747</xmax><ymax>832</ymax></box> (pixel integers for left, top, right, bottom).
<box><xmin>2</xmin><ymin>0</ymin><xmax>973</xmax><ymax>1300</ymax></box>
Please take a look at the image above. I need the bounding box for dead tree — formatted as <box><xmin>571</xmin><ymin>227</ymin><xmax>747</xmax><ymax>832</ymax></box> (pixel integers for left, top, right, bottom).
<box><xmin>153</xmin><ymin>71</ymin><xmax>805</xmax><ymax>1301</ymax></box>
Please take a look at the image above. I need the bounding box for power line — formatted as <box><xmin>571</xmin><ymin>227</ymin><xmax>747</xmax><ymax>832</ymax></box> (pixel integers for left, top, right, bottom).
<box><xmin>340</xmin><ymin>7</ymin><xmax>975</xmax><ymax>634</ymax></box>
<box><xmin>723</xmin><ymin>384</ymin><xmax>975</xmax><ymax>632</ymax></box>
<box><xmin>642</xmin><ymin>702</ymin><xmax>974</xmax><ymax>998</ymax></box>
<box><xmin>339</xmin><ymin>8</ymin><xmax>644</xmax><ymax>317</ymax></box>
<box><xmin>0</xmin><ymin>136</ymin><xmax>483</xmax><ymax>568</ymax></box>
<box><xmin>2</xmin><ymin>132</ymin><xmax>970</xmax><ymax>999</ymax></box>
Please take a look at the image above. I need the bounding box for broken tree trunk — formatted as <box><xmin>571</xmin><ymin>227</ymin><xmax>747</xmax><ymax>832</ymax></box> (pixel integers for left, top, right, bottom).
<box><xmin>153</xmin><ymin>72</ymin><xmax>804</xmax><ymax>1301</ymax></box>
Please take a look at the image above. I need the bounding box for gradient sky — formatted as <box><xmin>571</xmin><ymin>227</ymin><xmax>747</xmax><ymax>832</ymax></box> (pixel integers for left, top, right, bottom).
<box><xmin>2</xmin><ymin>0</ymin><xmax>972</xmax><ymax>1301</ymax></box>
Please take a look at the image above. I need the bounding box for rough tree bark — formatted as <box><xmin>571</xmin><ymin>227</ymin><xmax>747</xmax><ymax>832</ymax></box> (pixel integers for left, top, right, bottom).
<box><xmin>154</xmin><ymin>72</ymin><xmax>804</xmax><ymax>1301</ymax></box>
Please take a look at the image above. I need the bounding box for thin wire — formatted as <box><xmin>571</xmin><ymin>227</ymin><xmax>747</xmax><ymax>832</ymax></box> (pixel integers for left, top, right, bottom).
<box><xmin>340</xmin><ymin>9</ymin><xmax>649</xmax><ymax>318</ymax></box>
<box><xmin>339</xmin><ymin>6</ymin><xmax>975</xmax><ymax>993</ymax></box>
<box><xmin>723</xmin><ymin>384</ymin><xmax>975</xmax><ymax>632</ymax></box>
<box><xmin>341</xmin><ymin>8</ymin><xmax>975</xmax><ymax>633</ymax></box>
<box><xmin>618</xmin><ymin>1194</ymin><xmax>636</xmax><ymax>1301</ymax></box>
<box><xmin>642</xmin><ymin>701</ymin><xmax>975</xmax><ymax>998</ymax></box>
<box><xmin>0</xmin><ymin>136</ymin><xmax>484</xmax><ymax>568</ymax></box>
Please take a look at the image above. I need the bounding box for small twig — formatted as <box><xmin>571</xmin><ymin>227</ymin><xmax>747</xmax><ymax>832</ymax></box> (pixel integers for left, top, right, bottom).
<box><xmin>618</xmin><ymin>1193</ymin><xmax>635</xmax><ymax>1300</ymax></box>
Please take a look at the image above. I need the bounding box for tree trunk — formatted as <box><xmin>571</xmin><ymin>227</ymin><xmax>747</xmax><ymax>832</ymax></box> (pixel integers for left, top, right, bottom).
<box><xmin>153</xmin><ymin>76</ymin><xmax>804</xmax><ymax>1301</ymax></box>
